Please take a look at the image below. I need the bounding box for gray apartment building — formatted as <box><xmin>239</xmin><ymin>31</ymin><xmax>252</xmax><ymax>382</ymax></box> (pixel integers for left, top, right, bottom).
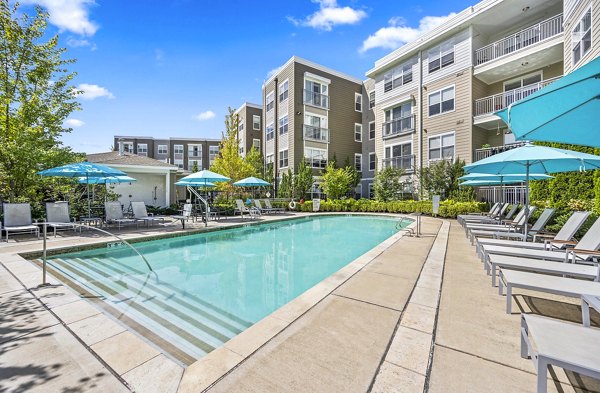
<box><xmin>113</xmin><ymin>136</ymin><xmax>221</xmax><ymax>173</ymax></box>
<box><xmin>235</xmin><ymin>102</ymin><xmax>263</xmax><ymax>157</ymax></box>
<box><xmin>262</xmin><ymin>56</ymin><xmax>364</xmax><ymax>195</ymax></box>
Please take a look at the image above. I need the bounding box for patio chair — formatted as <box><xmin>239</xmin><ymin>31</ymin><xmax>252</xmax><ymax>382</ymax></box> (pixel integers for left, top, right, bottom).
<box><xmin>458</xmin><ymin>202</ymin><xmax>500</xmax><ymax>223</ymax></box>
<box><xmin>130</xmin><ymin>202</ymin><xmax>164</xmax><ymax>226</ymax></box>
<box><xmin>460</xmin><ymin>203</ymin><xmax>514</xmax><ymax>226</ymax></box>
<box><xmin>481</xmin><ymin>216</ymin><xmax>600</xmax><ymax>265</ymax></box>
<box><xmin>520</xmin><ymin>314</ymin><xmax>600</xmax><ymax>393</ymax></box>
<box><xmin>491</xmin><ymin>208</ymin><xmax>556</xmax><ymax>241</ymax></box>
<box><xmin>234</xmin><ymin>199</ymin><xmax>253</xmax><ymax>219</ymax></box>
<box><xmin>458</xmin><ymin>202</ymin><xmax>504</xmax><ymax>225</ymax></box>
<box><xmin>467</xmin><ymin>206</ymin><xmax>536</xmax><ymax>243</ymax></box>
<box><xmin>253</xmin><ymin>199</ymin><xmax>274</xmax><ymax>214</ymax></box>
<box><xmin>464</xmin><ymin>205</ymin><xmax>529</xmax><ymax>233</ymax></box>
<box><xmin>171</xmin><ymin>203</ymin><xmax>193</xmax><ymax>228</ymax></box>
<box><xmin>105</xmin><ymin>201</ymin><xmax>138</xmax><ymax>230</ymax></box>
<box><xmin>45</xmin><ymin>201</ymin><xmax>79</xmax><ymax>237</ymax></box>
<box><xmin>1</xmin><ymin>203</ymin><xmax>39</xmax><ymax>242</ymax></box>
<box><xmin>264</xmin><ymin>199</ymin><xmax>284</xmax><ymax>213</ymax></box>
<box><xmin>474</xmin><ymin>211</ymin><xmax>591</xmax><ymax>257</ymax></box>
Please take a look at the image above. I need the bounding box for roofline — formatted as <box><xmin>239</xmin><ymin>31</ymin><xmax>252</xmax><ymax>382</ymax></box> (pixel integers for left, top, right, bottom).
<box><xmin>113</xmin><ymin>135</ymin><xmax>222</xmax><ymax>142</ymax></box>
<box><xmin>263</xmin><ymin>55</ymin><xmax>363</xmax><ymax>87</ymax></box>
<box><xmin>366</xmin><ymin>0</ymin><xmax>501</xmax><ymax>77</ymax></box>
<box><xmin>234</xmin><ymin>102</ymin><xmax>263</xmax><ymax>114</ymax></box>
<box><xmin>98</xmin><ymin>163</ymin><xmax>178</xmax><ymax>171</ymax></box>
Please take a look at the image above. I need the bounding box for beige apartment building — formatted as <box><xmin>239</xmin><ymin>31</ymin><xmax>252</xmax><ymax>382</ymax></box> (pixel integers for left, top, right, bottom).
<box><xmin>113</xmin><ymin>136</ymin><xmax>221</xmax><ymax>173</ymax></box>
<box><xmin>365</xmin><ymin>0</ymin><xmax>567</xmax><ymax>197</ymax></box>
<box><xmin>235</xmin><ymin>102</ymin><xmax>263</xmax><ymax>157</ymax></box>
<box><xmin>262</xmin><ymin>56</ymin><xmax>364</xmax><ymax>195</ymax></box>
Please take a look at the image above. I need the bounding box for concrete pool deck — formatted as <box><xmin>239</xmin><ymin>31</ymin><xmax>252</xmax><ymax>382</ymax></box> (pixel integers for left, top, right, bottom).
<box><xmin>1</xmin><ymin>215</ymin><xmax>599</xmax><ymax>392</ymax></box>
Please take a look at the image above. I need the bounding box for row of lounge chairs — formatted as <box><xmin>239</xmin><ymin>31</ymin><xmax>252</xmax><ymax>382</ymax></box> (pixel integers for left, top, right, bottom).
<box><xmin>233</xmin><ymin>199</ymin><xmax>284</xmax><ymax>219</ymax></box>
<box><xmin>459</xmin><ymin>203</ymin><xmax>600</xmax><ymax>391</ymax></box>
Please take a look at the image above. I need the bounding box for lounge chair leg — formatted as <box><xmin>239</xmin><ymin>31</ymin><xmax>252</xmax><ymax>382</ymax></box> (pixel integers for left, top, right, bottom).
<box><xmin>492</xmin><ymin>265</ymin><xmax>496</xmax><ymax>287</ymax></box>
<box><xmin>506</xmin><ymin>284</ymin><xmax>512</xmax><ymax>314</ymax></box>
<box><xmin>536</xmin><ymin>358</ymin><xmax>548</xmax><ymax>393</ymax></box>
<box><xmin>499</xmin><ymin>276</ymin><xmax>504</xmax><ymax>295</ymax></box>
<box><xmin>582</xmin><ymin>298</ymin><xmax>591</xmax><ymax>327</ymax></box>
<box><xmin>520</xmin><ymin>317</ymin><xmax>529</xmax><ymax>359</ymax></box>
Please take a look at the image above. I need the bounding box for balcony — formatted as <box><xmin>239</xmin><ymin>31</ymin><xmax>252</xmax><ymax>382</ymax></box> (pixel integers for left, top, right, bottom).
<box><xmin>303</xmin><ymin>124</ymin><xmax>329</xmax><ymax>142</ymax></box>
<box><xmin>474</xmin><ymin>14</ymin><xmax>564</xmax><ymax>84</ymax></box>
<box><xmin>304</xmin><ymin>90</ymin><xmax>330</xmax><ymax>109</ymax></box>
<box><xmin>474</xmin><ymin>76</ymin><xmax>561</xmax><ymax>124</ymax></box>
<box><xmin>305</xmin><ymin>157</ymin><xmax>327</xmax><ymax>169</ymax></box>
<box><xmin>382</xmin><ymin>116</ymin><xmax>415</xmax><ymax>139</ymax></box>
<box><xmin>474</xmin><ymin>142</ymin><xmax>526</xmax><ymax>161</ymax></box>
<box><xmin>382</xmin><ymin>155</ymin><xmax>415</xmax><ymax>173</ymax></box>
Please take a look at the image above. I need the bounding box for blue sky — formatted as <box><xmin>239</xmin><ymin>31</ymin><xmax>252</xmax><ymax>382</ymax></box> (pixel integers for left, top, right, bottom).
<box><xmin>22</xmin><ymin>0</ymin><xmax>474</xmax><ymax>153</ymax></box>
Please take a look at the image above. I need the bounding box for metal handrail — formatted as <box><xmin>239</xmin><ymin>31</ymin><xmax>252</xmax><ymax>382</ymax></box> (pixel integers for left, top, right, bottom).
<box><xmin>474</xmin><ymin>77</ymin><xmax>561</xmax><ymax>116</ymax></box>
<box><xmin>475</xmin><ymin>14</ymin><xmax>563</xmax><ymax>65</ymax></box>
<box><xmin>382</xmin><ymin>155</ymin><xmax>415</xmax><ymax>172</ymax></box>
<box><xmin>187</xmin><ymin>186</ymin><xmax>209</xmax><ymax>227</ymax></box>
<box><xmin>382</xmin><ymin>116</ymin><xmax>415</xmax><ymax>137</ymax></box>
<box><xmin>40</xmin><ymin>222</ymin><xmax>155</xmax><ymax>285</ymax></box>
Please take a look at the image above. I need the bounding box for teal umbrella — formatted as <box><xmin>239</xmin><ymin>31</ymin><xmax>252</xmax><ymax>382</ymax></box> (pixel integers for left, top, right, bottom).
<box><xmin>459</xmin><ymin>173</ymin><xmax>553</xmax><ymax>182</ymax></box>
<box><xmin>496</xmin><ymin>56</ymin><xmax>600</xmax><ymax>147</ymax></box>
<box><xmin>465</xmin><ymin>143</ymin><xmax>600</xmax><ymax>235</ymax></box>
<box><xmin>232</xmin><ymin>177</ymin><xmax>270</xmax><ymax>186</ymax></box>
<box><xmin>175</xmin><ymin>180</ymin><xmax>216</xmax><ymax>187</ymax></box>
<box><xmin>38</xmin><ymin>162</ymin><xmax>126</xmax><ymax>217</ymax></box>
<box><xmin>78</xmin><ymin>175</ymin><xmax>137</xmax><ymax>184</ymax></box>
<box><xmin>178</xmin><ymin>170</ymin><xmax>230</xmax><ymax>226</ymax></box>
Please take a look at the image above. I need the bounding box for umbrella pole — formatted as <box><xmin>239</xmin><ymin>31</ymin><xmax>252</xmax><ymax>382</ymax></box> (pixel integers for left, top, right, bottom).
<box><xmin>523</xmin><ymin>164</ymin><xmax>530</xmax><ymax>240</ymax></box>
<box><xmin>87</xmin><ymin>173</ymin><xmax>91</xmax><ymax>218</ymax></box>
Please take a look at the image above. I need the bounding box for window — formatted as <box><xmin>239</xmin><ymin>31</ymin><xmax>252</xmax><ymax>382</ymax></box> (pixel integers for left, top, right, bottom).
<box><xmin>428</xmin><ymin>40</ymin><xmax>454</xmax><ymax>73</ymax></box>
<box><xmin>253</xmin><ymin>138</ymin><xmax>261</xmax><ymax>149</ymax></box>
<box><xmin>122</xmin><ymin>142</ymin><xmax>133</xmax><ymax>152</ymax></box>
<box><xmin>266</xmin><ymin>154</ymin><xmax>274</xmax><ymax>164</ymax></box>
<box><xmin>279</xmin><ymin>80</ymin><xmax>289</xmax><ymax>102</ymax></box>
<box><xmin>174</xmin><ymin>159</ymin><xmax>184</xmax><ymax>169</ymax></box>
<box><xmin>369</xmin><ymin>152</ymin><xmax>376</xmax><ymax>171</ymax></box>
<box><xmin>279</xmin><ymin>115</ymin><xmax>288</xmax><ymax>135</ymax></box>
<box><xmin>158</xmin><ymin>145</ymin><xmax>168</xmax><ymax>155</ymax></box>
<box><xmin>304</xmin><ymin>147</ymin><xmax>327</xmax><ymax>169</ymax></box>
<box><xmin>355</xmin><ymin>93</ymin><xmax>362</xmax><ymax>112</ymax></box>
<box><xmin>238</xmin><ymin>122</ymin><xmax>244</xmax><ymax>132</ymax></box>
<box><xmin>174</xmin><ymin>144</ymin><xmax>184</xmax><ymax>155</ymax></box>
<box><xmin>188</xmin><ymin>159</ymin><xmax>201</xmax><ymax>171</ymax></box>
<box><xmin>428</xmin><ymin>86</ymin><xmax>454</xmax><ymax>117</ymax></box>
<box><xmin>188</xmin><ymin>144</ymin><xmax>202</xmax><ymax>157</ymax></box>
<box><xmin>279</xmin><ymin>149</ymin><xmax>289</xmax><ymax>168</ymax></box>
<box><xmin>369</xmin><ymin>121</ymin><xmax>375</xmax><ymax>140</ymax></box>
<box><xmin>383</xmin><ymin>60</ymin><xmax>414</xmax><ymax>92</ymax></box>
<box><xmin>266</xmin><ymin>91</ymin><xmax>274</xmax><ymax>112</ymax></box>
<box><xmin>369</xmin><ymin>91</ymin><xmax>375</xmax><ymax>108</ymax></box>
<box><xmin>384</xmin><ymin>102</ymin><xmax>413</xmax><ymax>136</ymax></box>
<box><xmin>428</xmin><ymin>132</ymin><xmax>455</xmax><ymax>161</ymax></box>
<box><xmin>253</xmin><ymin>115</ymin><xmax>261</xmax><ymax>130</ymax></box>
<box><xmin>209</xmin><ymin>145</ymin><xmax>219</xmax><ymax>164</ymax></box>
<box><xmin>385</xmin><ymin>142</ymin><xmax>413</xmax><ymax>170</ymax></box>
<box><xmin>355</xmin><ymin>123</ymin><xmax>362</xmax><ymax>142</ymax></box>
<box><xmin>368</xmin><ymin>183</ymin><xmax>374</xmax><ymax>199</ymax></box>
<box><xmin>304</xmin><ymin>79</ymin><xmax>329</xmax><ymax>109</ymax></box>
<box><xmin>573</xmin><ymin>8</ymin><xmax>592</xmax><ymax>66</ymax></box>
<box><xmin>137</xmin><ymin>143</ymin><xmax>148</xmax><ymax>156</ymax></box>
<box><xmin>266</xmin><ymin>122</ymin><xmax>274</xmax><ymax>141</ymax></box>
<box><xmin>354</xmin><ymin>153</ymin><xmax>362</xmax><ymax>171</ymax></box>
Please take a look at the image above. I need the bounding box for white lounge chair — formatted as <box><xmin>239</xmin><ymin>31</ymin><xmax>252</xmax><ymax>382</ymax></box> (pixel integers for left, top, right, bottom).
<box><xmin>1</xmin><ymin>203</ymin><xmax>39</xmax><ymax>241</ymax></box>
<box><xmin>474</xmin><ymin>211</ymin><xmax>591</xmax><ymax>257</ymax></box>
<box><xmin>130</xmin><ymin>202</ymin><xmax>164</xmax><ymax>226</ymax></box>
<box><xmin>491</xmin><ymin>208</ymin><xmax>556</xmax><ymax>241</ymax></box>
<box><xmin>464</xmin><ymin>205</ymin><xmax>530</xmax><ymax>233</ymax></box>
<box><xmin>457</xmin><ymin>202</ymin><xmax>500</xmax><ymax>224</ymax></box>
<box><xmin>462</xmin><ymin>203</ymin><xmax>517</xmax><ymax>226</ymax></box>
<box><xmin>253</xmin><ymin>199</ymin><xmax>274</xmax><ymax>214</ymax></box>
<box><xmin>171</xmin><ymin>203</ymin><xmax>193</xmax><ymax>228</ymax></box>
<box><xmin>105</xmin><ymin>201</ymin><xmax>138</xmax><ymax>229</ymax></box>
<box><xmin>234</xmin><ymin>199</ymin><xmax>260</xmax><ymax>219</ymax></box>
<box><xmin>467</xmin><ymin>206</ymin><xmax>536</xmax><ymax>243</ymax></box>
<box><xmin>264</xmin><ymin>199</ymin><xmax>284</xmax><ymax>213</ymax></box>
<box><xmin>520</xmin><ymin>314</ymin><xmax>600</xmax><ymax>393</ymax></box>
<box><xmin>499</xmin><ymin>269</ymin><xmax>600</xmax><ymax>314</ymax></box>
<box><xmin>45</xmin><ymin>201</ymin><xmax>79</xmax><ymax>237</ymax></box>
<box><xmin>459</xmin><ymin>203</ymin><xmax>507</xmax><ymax>225</ymax></box>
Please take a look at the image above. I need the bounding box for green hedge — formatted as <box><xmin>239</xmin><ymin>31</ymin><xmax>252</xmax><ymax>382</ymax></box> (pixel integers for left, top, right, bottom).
<box><xmin>295</xmin><ymin>198</ymin><xmax>487</xmax><ymax>218</ymax></box>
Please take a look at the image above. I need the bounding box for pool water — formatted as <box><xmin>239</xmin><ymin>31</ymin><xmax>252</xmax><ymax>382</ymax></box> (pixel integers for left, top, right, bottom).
<box><xmin>47</xmin><ymin>215</ymin><xmax>407</xmax><ymax>364</ymax></box>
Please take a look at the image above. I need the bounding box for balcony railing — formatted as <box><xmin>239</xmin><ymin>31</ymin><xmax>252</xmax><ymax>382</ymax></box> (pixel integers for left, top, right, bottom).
<box><xmin>474</xmin><ymin>77</ymin><xmax>561</xmax><ymax>116</ymax></box>
<box><xmin>475</xmin><ymin>142</ymin><xmax>526</xmax><ymax>161</ymax></box>
<box><xmin>382</xmin><ymin>155</ymin><xmax>415</xmax><ymax>172</ymax></box>
<box><xmin>304</xmin><ymin>90</ymin><xmax>330</xmax><ymax>109</ymax></box>
<box><xmin>475</xmin><ymin>14</ymin><xmax>563</xmax><ymax>66</ymax></box>
<box><xmin>382</xmin><ymin>116</ymin><xmax>415</xmax><ymax>138</ymax></box>
<box><xmin>303</xmin><ymin>124</ymin><xmax>329</xmax><ymax>142</ymax></box>
<box><xmin>305</xmin><ymin>157</ymin><xmax>328</xmax><ymax>169</ymax></box>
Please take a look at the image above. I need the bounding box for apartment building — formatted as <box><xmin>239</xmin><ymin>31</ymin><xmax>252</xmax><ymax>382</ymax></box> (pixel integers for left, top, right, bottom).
<box><xmin>262</xmin><ymin>56</ymin><xmax>363</xmax><ymax>195</ymax></box>
<box><xmin>113</xmin><ymin>136</ymin><xmax>221</xmax><ymax>172</ymax></box>
<box><xmin>235</xmin><ymin>102</ymin><xmax>263</xmax><ymax>157</ymax></box>
<box><xmin>365</xmin><ymin>0</ymin><xmax>566</xmax><ymax>196</ymax></box>
<box><xmin>360</xmin><ymin>79</ymin><xmax>376</xmax><ymax>198</ymax></box>
<box><xmin>563</xmin><ymin>0</ymin><xmax>599</xmax><ymax>74</ymax></box>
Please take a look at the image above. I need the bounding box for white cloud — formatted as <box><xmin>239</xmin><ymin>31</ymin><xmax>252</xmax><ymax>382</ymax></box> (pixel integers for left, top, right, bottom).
<box><xmin>194</xmin><ymin>110</ymin><xmax>215</xmax><ymax>121</ymax></box>
<box><xmin>22</xmin><ymin>0</ymin><xmax>99</xmax><ymax>36</ymax></box>
<box><xmin>64</xmin><ymin>118</ymin><xmax>85</xmax><ymax>128</ymax></box>
<box><xmin>288</xmin><ymin>0</ymin><xmax>367</xmax><ymax>31</ymax></box>
<box><xmin>360</xmin><ymin>13</ymin><xmax>457</xmax><ymax>53</ymax></box>
<box><xmin>265</xmin><ymin>65</ymin><xmax>283</xmax><ymax>80</ymax></box>
<box><xmin>77</xmin><ymin>84</ymin><xmax>115</xmax><ymax>100</ymax></box>
<box><xmin>66</xmin><ymin>36</ymin><xmax>97</xmax><ymax>50</ymax></box>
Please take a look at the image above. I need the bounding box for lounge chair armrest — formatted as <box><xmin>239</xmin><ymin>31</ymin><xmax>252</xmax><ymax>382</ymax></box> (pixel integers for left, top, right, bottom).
<box><xmin>570</xmin><ymin>249</ymin><xmax>600</xmax><ymax>256</ymax></box>
<box><xmin>550</xmin><ymin>240</ymin><xmax>578</xmax><ymax>245</ymax></box>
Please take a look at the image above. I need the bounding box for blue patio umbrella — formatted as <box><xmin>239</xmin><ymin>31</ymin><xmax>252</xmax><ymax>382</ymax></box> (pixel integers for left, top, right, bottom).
<box><xmin>465</xmin><ymin>143</ymin><xmax>600</xmax><ymax>235</ymax></box>
<box><xmin>175</xmin><ymin>180</ymin><xmax>216</xmax><ymax>187</ymax></box>
<box><xmin>495</xmin><ymin>56</ymin><xmax>600</xmax><ymax>147</ymax></box>
<box><xmin>178</xmin><ymin>170</ymin><xmax>230</xmax><ymax>226</ymax></box>
<box><xmin>38</xmin><ymin>162</ymin><xmax>126</xmax><ymax>217</ymax></box>
<box><xmin>232</xmin><ymin>177</ymin><xmax>270</xmax><ymax>187</ymax></box>
<box><xmin>78</xmin><ymin>175</ymin><xmax>137</xmax><ymax>184</ymax></box>
<box><xmin>459</xmin><ymin>174</ymin><xmax>553</xmax><ymax>203</ymax></box>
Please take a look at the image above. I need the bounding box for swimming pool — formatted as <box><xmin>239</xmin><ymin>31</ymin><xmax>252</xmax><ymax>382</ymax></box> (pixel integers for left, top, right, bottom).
<box><xmin>47</xmin><ymin>215</ymin><xmax>408</xmax><ymax>365</ymax></box>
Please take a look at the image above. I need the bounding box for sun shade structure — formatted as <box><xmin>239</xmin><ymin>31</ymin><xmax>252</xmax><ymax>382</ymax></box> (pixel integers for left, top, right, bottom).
<box><xmin>77</xmin><ymin>175</ymin><xmax>137</xmax><ymax>184</ymax></box>
<box><xmin>233</xmin><ymin>177</ymin><xmax>270</xmax><ymax>187</ymax></box>
<box><xmin>459</xmin><ymin>173</ymin><xmax>553</xmax><ymax>182</ymax></box>
<box><xmin>178</xmin><ymin>169</ymin><xmax>230</xmax><ymax>183</ymax></box>
<box><xmin>38</xmin><ymin>162</ymin><xmax>126</xmax><ymax>217</ymax></box>
<box><xmin>495</xmin><ymin>56</ymin><xmax>600</xmax><ymax>148</ymax></box>
<box><xmin>175</xmin><ymin>180</ymin><xmax>216</xmax><ymax>187</ymax></box>
<box><xmin>464</xmin><ymin>143</ymin><xmax>600</xmax><ymax>236</ymax></box>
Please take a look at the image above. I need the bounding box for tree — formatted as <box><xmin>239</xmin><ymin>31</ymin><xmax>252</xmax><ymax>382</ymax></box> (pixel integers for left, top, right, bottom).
<box><xmin>418</xmin><ymin>158</ymin><xmax>470</xmax><ymax>200</ymax></box>
<box><xmin>191</xmin><ymin>161</ymin><xmax>199</xmax><ymax>173</ymax></box>
<box><xmin>210</xmin><ymin>107</ymin><xmax>254</xmax><ymax>194</ymax></box>
<box><xmin>0</xmin><ymin>2</ymin><xmax>82</xmax><ymax>201</ymax></box>
<box><xmin>294</xmin><ymin>158</ymin><xmax>313</xmax><ymax>200</ymax></box>
<box><xmin>321</xmin><ymin>163</ymin><xmax>351</xmax><ymax>200</ymax></box>
<box><xmin>343</xmin><ymin>156</ymin><xmax>361</xmax><ymax>195</ymax></box>
<box><xmin>278</xmin><ymin>169</ymin><xmax>292</xmax><ymax>198</ymax></box>
<box><xmin>244</xmin><ymin>146</ymin><xmax>263</xmax><ymax>178</ymax></box>
<box><xmin>374</xmin><ymin>167</ymin><xmax>405</xmax><ymax>202</ymax></box>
